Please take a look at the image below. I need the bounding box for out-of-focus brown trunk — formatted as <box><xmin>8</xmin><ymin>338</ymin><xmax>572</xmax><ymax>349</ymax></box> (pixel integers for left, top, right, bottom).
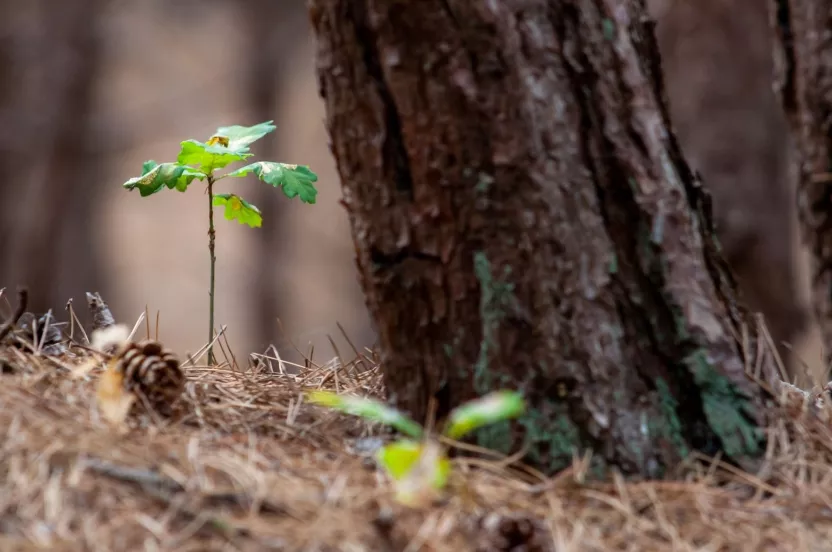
<box><xmin>240</xmin><ymin>0</ymin><xmax>308</xmax><ymax>352</ymax></box>
<box><xmin>769</xmin><ymin>0</ymin><xmax>832</xmax><ymax>373</ymax></box>
<box><xmin>0</xmin><ymin>10</ymin><xmax>20</xmax><ymax>265</ymax></box>
<box><xmin>1</xmin><ymin>0</ymin><xmax>104</xmax><ymax>314</ymax></box>
<box><xmin>311</xmin><ymin>0</ymin><xmax>773</xmax><ymax>476</ymax></box>
<box><xmin>652</xmin><ymin>0</ymin><xmax>814</xmax><ymax>384</ymax></box>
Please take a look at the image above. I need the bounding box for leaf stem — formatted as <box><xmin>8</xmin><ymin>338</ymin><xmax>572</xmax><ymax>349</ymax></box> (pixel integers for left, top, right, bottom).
<box><xmin>207</xmin><ymin>174</ymin><xmax>216</xmax><ymax>365</ymax></box>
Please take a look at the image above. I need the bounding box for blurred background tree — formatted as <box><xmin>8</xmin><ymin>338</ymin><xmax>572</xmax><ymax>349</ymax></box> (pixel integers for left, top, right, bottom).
<box><xmin>0</xmin><ymin>0</ymin><xmax>824</xmax><ymax>385</ymax></box>
<box><xmin>768</xmin><ymin>0</ymin><xmax>832</xmax><ymax>371</ymax></box>
<box><xmin>1</xmin><ymin>0</ymin><xmax>104</xmax><ymax>317</ymax></box>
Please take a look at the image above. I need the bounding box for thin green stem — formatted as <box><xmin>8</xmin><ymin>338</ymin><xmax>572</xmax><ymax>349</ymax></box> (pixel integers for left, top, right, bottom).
<box><xmin>207</xmin><ymin>174</ymin><xmax>216</xmax><ymax>365</ymax></box>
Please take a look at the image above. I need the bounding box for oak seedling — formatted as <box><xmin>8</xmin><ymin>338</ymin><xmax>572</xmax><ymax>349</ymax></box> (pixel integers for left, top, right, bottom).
<box><xmin>307</xmin><ymin>389</ymin><xmax>525</xmax><ymax>506</ymax></box>
<box><xmin>122</xmin><ymin>121</ymin><xmax>317</xmax><ymax>363</ymax></box>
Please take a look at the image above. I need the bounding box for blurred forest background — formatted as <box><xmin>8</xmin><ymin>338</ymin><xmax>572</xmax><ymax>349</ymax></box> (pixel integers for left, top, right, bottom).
<box><xmin>0</xmin><ymin>0</ymin><xmax>825</xmax><ymax>378</ymax></box>
<box><xmin>0</xmin><ymin>0</ymin><xmax>375</xmax><ymax>362</ymax></box>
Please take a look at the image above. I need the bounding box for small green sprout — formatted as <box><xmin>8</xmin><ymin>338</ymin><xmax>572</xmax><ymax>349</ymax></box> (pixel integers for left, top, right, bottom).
<box><xmin>122</xmin><ymin>121</ymin><xmax>317</xmax><ymax>363</ymax></box>
<box><xmin>307</xmin><ymin>389</ymin><xmax>525</xmax><ymax>507</ymax></box>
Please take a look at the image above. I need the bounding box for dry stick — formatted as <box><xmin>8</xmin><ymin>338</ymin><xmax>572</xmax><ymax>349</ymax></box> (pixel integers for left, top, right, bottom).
<box><xmin>81</xmin><ymin>460</ymin><xmax>258</xmax><ymax>543</ymax></box>
<box><xmin>127</xmin><ymin>312</ymin><xmax>147</xmax><ymax>342</ymax></box>
<box><xmin>83</xmin><ymin>456</ymin><xmax>289</xmax><ymax>515</ymax></box>
<box><xmin>206</xmin><ymin>173</ymin><xmax>217</xmax><ymax>365</ymax></box>
<box><xmin>337</xmin><ymin>321</ymin><xmax>369</xmax><ymax>373</ymax></box>
<box><xmin>758</xmin><ymin>314</ymin><xmax>789</xmax><ymax>384</ymax></box>
<box><xmin>214</xmin><ymin>329</ymin><xmax>233</xmax><ymax>368</ymax></box>
<box><xmin>271</xmin><ymin>344</ymin><xmax>286</xmax><ymax>374</ymax></box>
<box><xmin>219</xmin><ymin>329</ymin><xmax>239</xmax><ymax>371</ymax></box>
<box><xmin>65</xmin><ymin>298</ymin><xmax>76</xmax><ymax>341</ymax></box>
<box><xmin>255</xmin><ymin>344</ymin><xmax>285</xmax><ymax>374</ymax></box>
<box><xmin>83</xmin><ymin>457</ymin><xmax>182</xmax><ymax>492</ymax></box>
<box><xmin>329</xmin><ymin>326</ymin><xmax>362</xmax><ymax>384</ymax></box>
<box><xmin>326</xmin><ymin>334</ymin><xmax>348</xmax><ymax>385</ymax></box>
<box><xmin>35</xmin><ymin>310</ymin><xmax>49</xmax><ymax>353</ymax></box>
<box><xmin>0</xmin><ymin>287</ymin><xmax>28</xmax><ymax>343</ymax></box>
<box><xmin>29</xmin><ymin>314</ymin><xmax>41</xmax><ymax>353</ymax></box>
<box><xmin>185</xmin><ymin>325</ymin><xmax>229</xmax><ymax>368</ymax></box>
<box><xmin>276</xmin><ymin>318</ymin><xmax>318</xmax><ymax>371</ymax></box>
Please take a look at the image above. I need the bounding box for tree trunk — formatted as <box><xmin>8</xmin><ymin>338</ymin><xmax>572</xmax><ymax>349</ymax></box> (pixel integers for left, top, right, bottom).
<box><xmin>769</xmin><ymin>0</ymin><xmax>832</xmax><ymax>368</ymax></box>
<box><xmin>1</xmin><ymin>0</ymin><xmax>105</xmax><ymax>314</ymax></box>
<box><xmin>244</xmin><ymin>0</ymin><xmax>289</xmax><ymax>352</ymax></box>
<box><xmin>310</xmin><ymin>0</ymin><xmax>772</xmax><ymax>477</ymax></box>
<box><xmin>239</xmin><ymin>0</ymin><xmax>309</xmax><ymax>352</ymax></box>
<box><xmin>652</xmin><ymin>0</ymin><xmax>813</xmax><ymax>383</ymax></box>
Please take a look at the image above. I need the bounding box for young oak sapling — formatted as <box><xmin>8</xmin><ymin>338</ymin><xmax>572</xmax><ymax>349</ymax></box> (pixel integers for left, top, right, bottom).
<box><xmin>122</xmin><ymin>121</ymin><xmax>317</xmax><ymax>364</ymax></box>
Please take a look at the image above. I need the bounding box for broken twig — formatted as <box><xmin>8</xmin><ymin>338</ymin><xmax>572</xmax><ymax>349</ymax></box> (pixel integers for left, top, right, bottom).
<box><xmin>0</xmin><ymin>287</ymin><xmax>28</xmax><ymax>343</ymax></box>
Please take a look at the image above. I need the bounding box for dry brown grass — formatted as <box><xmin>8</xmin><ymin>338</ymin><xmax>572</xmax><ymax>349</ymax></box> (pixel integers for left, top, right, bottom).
<box><xmin>1</xmin><ymin>328</ymin><xmax>832</xmax><ymax>551</ymax></box>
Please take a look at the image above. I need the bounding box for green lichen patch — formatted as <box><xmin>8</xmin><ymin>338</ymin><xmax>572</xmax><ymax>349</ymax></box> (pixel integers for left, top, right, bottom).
<box><xmin>608</xmin><ymin>252</ymin><xmax>618</xmax><ymax>274</ymax></box>
<box><xmin>602</xmin><ymin>18</ymin><xmax>616</xmax><ymax>41</ymax></box>
<box><xmin>654</xmin><ymin>378</ymin><xmax>689</xmax><ymax>459</ymax></box>
<box><xmin>636</xmin><ymin>221</ymin><xmax>658</xmax><ymax>271</ymax></box>
<box><xmin>686</xmin><ymin>350</ymin><xmax>762</xmax><ymax>457</ymax></box>
<box><xmin>475</xmin><ymin>419</ymin><xmax>514</xmax><ymax>455</ymax></box>
<box><xmin>473</xmin><ymin>251</ymin><xmax>516</xmax><ymax>395</ymax></box>
<box><xmin>444</xmin><ymin>330</ymin><xmax>464</xmax><ymax>361</ymax></box>
<box><xmin>670</xmin><ymin>303</ymin><xmax>691</xmax><ymax>343</ymax></box>
<box><xmin>475</xmin><ymin>172</ymin><xmax>494</xmax><ymax>193</ymax></box>
<box><xmin>519</xmin><ymin>401</ymin><xmax>581</xmax><ymax>474</ymax></box>
<box><xmin>443</xmin><ymin>343</ymin><xmax>454</xmax><ymax>358</ymax></box>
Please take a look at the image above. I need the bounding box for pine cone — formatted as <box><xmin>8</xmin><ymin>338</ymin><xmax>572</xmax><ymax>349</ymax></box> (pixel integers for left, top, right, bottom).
<box><xmin>113</xmin><ymin>339</ymin><xmax>185</xmax><ymax>416</ymax></box>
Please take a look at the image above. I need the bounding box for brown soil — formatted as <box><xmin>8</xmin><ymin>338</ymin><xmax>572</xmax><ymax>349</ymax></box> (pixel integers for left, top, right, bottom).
<box><xmin>0</xmin><ymin>319</ymin><xmax>831</xmax><ymax>552</ymax></box>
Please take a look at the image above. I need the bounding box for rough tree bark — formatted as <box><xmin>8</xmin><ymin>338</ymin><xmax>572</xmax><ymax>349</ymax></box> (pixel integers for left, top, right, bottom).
<box><xmin>310</xmin><ymin>0</ymin><xmax>773</xmax><ymax>477</ymax></box>
<box><xmin>769</xmin><ymin>0</ymin><xmax>832</xmax><ymax>368</ymax></box>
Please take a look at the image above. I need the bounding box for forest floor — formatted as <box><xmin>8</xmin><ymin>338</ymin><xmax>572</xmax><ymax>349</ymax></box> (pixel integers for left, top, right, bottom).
<box><xmin>1</xmin><ymin>313</ymin><xmax>832</xmax><ymax>551</ymax></box>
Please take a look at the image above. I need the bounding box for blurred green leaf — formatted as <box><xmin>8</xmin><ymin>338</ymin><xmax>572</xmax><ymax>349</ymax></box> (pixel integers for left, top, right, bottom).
<box><xmin>177</xmin><ymin>140</ymin><xmax>252</xmax><ymax>174</ymax></box>
<box><xmin>123</xmin><ymin>161</ymin><xmax>206</xmax><ymax>197</ymax></box>
<box><xmin>306</xmin><ymin>390</ymin><xmax>423</xmax><ymax>438</ymax></box>
<box><xmin>378</xmin><ymin>440</ymin><xmax>451</xmax><ymax>507</ymax></box>
<box><xmin>212</xmin><ymin>194</ymin><xmax>262</xmax><ymax>228</ymax></box>
<box><xmin>226</xmin><ymin>162</ymin><xmax>318</xmax><ymax>204</ymax></box>
<box><xmin>212</xmin><ymin>121</ymin><xmax>276</xmax><ymax>152</ymax></box>
<box><xmin>443</xmin><ymin>390</ymin><xmax>525</xmax><ymax>440</ymax></box>
<box><xmin>376</xmin><ymin>440</ymin><xmax>423</xmax><ymax>481</ymax></box>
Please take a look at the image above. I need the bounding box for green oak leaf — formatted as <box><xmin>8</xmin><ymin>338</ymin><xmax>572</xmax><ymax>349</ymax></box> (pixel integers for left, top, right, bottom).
<box><xmin>211</xmin><ymin>121</ymin><xmax>276</xmax><ymax>152</ymax></box>
<box><xmin>212</xmin><ymin>194</ymin><xmax>262</xmax><ymax>228</ymax></box>
<box><xmin>226</xmin><ymin>161</ymin><xmax>318</xmax><ymax>204</ymax></box>
<box><xmin>141</xmin><ymin>160</ymin><xmax>157</xmax><ymax>175</ymax></box>
<box><xmin>177</xmin><ymin>140</ymin><xmax>252</xmax><ymax>174</ymax></box>
<box><xmin>443</xmin><ymin>390</ymin><xmax>525</xmax><ymax>440</ymax></box>
<box><xmin>123</xmin><ymin>161</ymin><xmax>206</xmax><ymax>197</ymax></box>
